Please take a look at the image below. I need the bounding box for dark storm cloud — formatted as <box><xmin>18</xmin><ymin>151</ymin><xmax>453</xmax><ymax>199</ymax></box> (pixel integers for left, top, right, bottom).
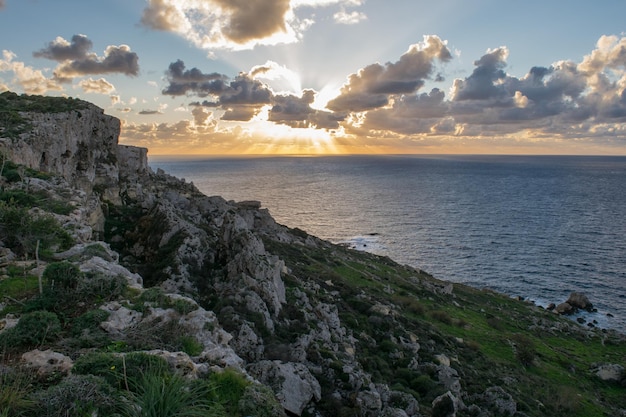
<box><xmin>33</xmin><ymin>35</ymin><xmax>139</xmax><ymax>80</ymax></box>
<box><xmin>33</xmin><ymin>34</ymin><xmax>93</xmax><ymax>62</ymax></box>
<box><xmin>213</xmin><ymin>0</ymin><xmax>291</xmax><ymax>44</ymax></box>
<box><xmin>327</xmin><ymin>35</ymin><xmax>452</xmax><ymax>112</ymax></box>
<box><xmin>138</xmin><ymin>109</ymin><xmax>162</xmax><ymax>115</ymax></box>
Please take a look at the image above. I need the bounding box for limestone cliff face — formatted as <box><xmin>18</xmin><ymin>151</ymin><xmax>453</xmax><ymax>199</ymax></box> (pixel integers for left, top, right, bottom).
<box><xmin>0</xmin><ymin>103</ymin><xmax>149</xmax><ymax>231</ymax></box>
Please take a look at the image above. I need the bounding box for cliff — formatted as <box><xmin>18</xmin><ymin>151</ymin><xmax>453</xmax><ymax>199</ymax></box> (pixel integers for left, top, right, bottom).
<box><xmin>0</xmin><ymin>92</ymin><xmax>624</xmax><ymax>417</ymax></box>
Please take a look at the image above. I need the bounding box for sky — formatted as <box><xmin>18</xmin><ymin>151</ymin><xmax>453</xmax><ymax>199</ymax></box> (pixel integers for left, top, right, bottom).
<box><xmin>1</xmin><ymin>1</ymin><xmax>626</xmax><ymax>155</ymax></box>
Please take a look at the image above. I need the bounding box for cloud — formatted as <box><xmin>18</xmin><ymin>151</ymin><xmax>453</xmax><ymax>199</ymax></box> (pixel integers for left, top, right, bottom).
<box><xmin>213</xmin><ymin>0</ymin><xmax>291</xmax><ymax>44</ymax></box>
<box><xmin>138</xmin><ymin>109</ymin><xmax>162</xmax><ymax>115</ymax></box>
<box><xmin>269</xmin><ymin>89</ymin><xmax>343</xmax><ymax>128</ymax></box>
<box><xmin>333</xmin><ymin>9</ymin><xmax>366</xmax><ymax>24</ymax></box>
<box><xmin>140</xmin><ymin>0</ymin><xmax>293</xmax><ymax>49</ymax></box>
<box><xmin>150</xmin><ymin>34</ymin><xmax>626</xmax><ymax>152</ymax></box>
<box><xmin>54</xmin><ymin>44</ymin><xmax>139</xmax><ymax>79</ymax></box>
<box><xmin>191</xmin><ymin>106</ymin><xmax>214</xmax><ymax>125</ymax></box>
<box><xmin>33</xmin><ymin>34</ymin><xmax>93</xmax><ymax>62</ymax></box>
<box><xmin>162</xmin><ymin>60</ymin><xmax>229</xmax><ymax>97</ymax></box>
<box><xmin>78</xmin><ymin>77</ymin><xmax>115</xmax><ymax>94</ymax></box>
<box><xmin>140</xmin><ymin>0</ymin><xmax>366</xmax><ymax>50</ymax></box>
<box><xmin>0</xmin><ymin>0</ymin><xmax>5</xmax><ymax>9</ymax></box>
<box><xmin>342</xmin><ymin>34</ymin><xmax>626</xmax><ymax>143</ymax></box>
<box><xmin>0</xmin><ymin>50</ymin><xmax>62</xmax><ymax>94</ymax></box>
<box><xmin>163</xmin><ymin>60</ymin><xmax>273</xmax><ymax>121</ymax></box>
<box><xmin>450</xmin><ymin>47</ymin><xmax>509</xmax><ymax>101</ymax></box>
<box><xmin>33</xmin><ymin>35</ymin><xmax>139</xmax><ymax>80</ymax></box>
<box><xmin>327</xmin><ymin>35</ymin><xmax>452</xmax><ymax>112</ymax></box>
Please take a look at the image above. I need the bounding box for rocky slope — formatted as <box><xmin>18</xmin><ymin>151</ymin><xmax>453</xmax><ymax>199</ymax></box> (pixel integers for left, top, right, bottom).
<box><xmin>0</xmin><ymin>92</ymin><xmax>625</xmax><ymax>417</ymax></box>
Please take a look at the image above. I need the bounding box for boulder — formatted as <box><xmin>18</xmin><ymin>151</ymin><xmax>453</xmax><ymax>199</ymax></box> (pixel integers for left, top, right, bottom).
<box><xmin>432</xmin><ymin>391</ymin><xmax>461</xmax><ymax>417</ymax></box>
<box><xmin>0</xmin><ymin>314</ymin><xmax>19</xmax><ymax>333</ymax></box>
<box><xmin>566</xmin><ymin>292</ymin><xmax>593</xmax><ymax>311</ymax></box>
<box><xmin>356</xmin><ymin>388</ymin><xmax>383</xmax><ymax>417</ymax></box>
<box><xmin>22</xmin><ymin>349</ymin><xmax>73</xmax><ymax>376</ymax></box>
<box><xmin>99</xmin><ymin>301</ymin><xmax>143</xmax><ymax>335</ymax></box>
<box><xmin>479</xmin><ymin>386</ymin><xmax>517</xmax><ymax>416</ymax></box>
<box><xmin>592</xmin><ymin>363</ymin><xmax>625</xmax><ymax>383</ymax></box>
<box><xmin>437</xmin><ymin>365</ymin><xmax>462</xmax><ymax>396</ymax></box>
<box><xmin>79</xmin><ymin>256</ymin><xmax>143</xmax><ymax>289</ymax></box>
<box><xmin>554</xmin><ymin>302</ymin><xmax>574</xmax><ymax>315</ymax></box>
<box><xmin>247</xmin><ymin>360</ymin><xmax>321</xmax><ymax>416</ymax></box>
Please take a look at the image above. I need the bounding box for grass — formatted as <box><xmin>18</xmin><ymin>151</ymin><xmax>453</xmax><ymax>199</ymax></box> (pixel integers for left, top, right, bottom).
<box><xmin>119</xmin><ymin>371</ymin><xmax>220</xmax><ymax>417</ymax></box>
<box><xmin>264</xmin><ymin>236</ymin><xmax>626</xmax><ymax>417</ymax></box>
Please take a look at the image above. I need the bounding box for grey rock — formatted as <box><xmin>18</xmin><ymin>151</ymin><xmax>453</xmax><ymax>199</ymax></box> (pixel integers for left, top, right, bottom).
<box><xmin>479</xmin><ymin>386</ymin><xmax>517</xmax><ymax>416</ymax></box>
<box><xmin>99</xmin><ymin>301</ymin><xmax>142</xmax><ymax>335</ymax></box>
<box><xmin>248</xmin><ymin>360</ymin><xmax>321</xmax><ymax>416</ymax></box>
<box><xmin>566</xmin><ymin>292</ymin><xmax>593</xmax><ymax>311</ymax></box>
<box><xmin>592</xmin><ymin>363</ymin><xmax>625</xmax><ymax>382</ymax></box>
<box><xmin>356</xmin><ymin>387</ymin><xmax>383</xmax><ymax>417</ymax></box>
<box><xmin>554</xmin><ymin>302</ymin><xmax>574</xmax><ymax>315</ymax></box>
<box><xmin>437</xmin><ymin>365</ymin><xmax>462</xmax><ymax>396</ymax></box>
<box><xmin>432</xmin><ymin>391</ymin><xmax>461</xmax><ymax>417</ymax></box>
<box><xmin>22</xmin><ymin>349</ymin><xmax>72</xmax><ymax>376</ymax></box>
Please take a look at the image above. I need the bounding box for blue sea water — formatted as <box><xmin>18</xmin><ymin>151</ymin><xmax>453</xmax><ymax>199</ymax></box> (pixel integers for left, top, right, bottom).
<box><xmin>150</xmin><ymin>155</ymin><xmax>626</xmax><ymax>331</ymax></box>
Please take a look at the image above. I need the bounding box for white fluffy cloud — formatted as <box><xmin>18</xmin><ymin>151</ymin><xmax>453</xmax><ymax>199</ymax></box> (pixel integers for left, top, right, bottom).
<box><xmin>78</xmin><ymin>77</ymin><xmax>115</xmax><ymax>94</ymax></box>
<box><xmin>0</xmin><ymin>50</ymin><xmax>62</xmax><ymax>94</ymax></box>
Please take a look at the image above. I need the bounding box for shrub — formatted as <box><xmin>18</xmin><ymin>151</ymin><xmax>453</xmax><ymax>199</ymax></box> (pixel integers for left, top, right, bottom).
<box><xmin>512</xmin><ymin>334</ymin><xmax>536</xmax><ymax>367</ymax></box>
<box><xmin>0</xmin><ymin>202</ymin><xmax>73</xmax><ymax>259</ymax></box>
<box><xmin>72</xmin><ymin>352</ymin><xmax>124</xmax><ymax>388</ymax></box>
<box><xmin>72</xmin><ymin>352</ymin><xmax>170</xmax><ymax>391</ymax></box>
<box><xmin>138</xmin><ymin>288</ymin><xmax>197</xmax><ymax>315</ymax></box>
<box><xmin>208</xmin><ymin>368</ymin><xmax>251</xmax><ymax>414</ymax></box>
<box><xmin>179</xmin><ymin>335</ymin><xmax>203</xmax><ymax>356</ymax></box>
<box><xmin>42</xmin><ymin>262</ymin><xmax>81</xmax><ymax>291</ymax></box>
<box><xmin>172</xmin><ymin>298</ymin><xmax>198</xmax><ymax>315</ymax></box>
<box><xmin>32</xmin><ymin>374</ymin><xmax>119</xmax><ymax>417</ymax></box>
<box><xmin>238</xmin><ymin>384</ymin><xmax>285</xmax><ymax>417</ymax></box>
<box><xmin>76</xmin><ymin>272</ymin><xmax>127</xmax><ymax>301</ymax></box>
<box><xmin>431</xmin><ymin>310</ymin><xmax>453</xmax><ymax>325</ymax></box>
<box><xmin>71</xmin><ymin>309</ymin><xmax>110</xmax><ymax>337</ymax></box>
<box><xmin>0</xmin><ymin>311</ymin><xmax>61</xmax><ymax>349</ymax></box>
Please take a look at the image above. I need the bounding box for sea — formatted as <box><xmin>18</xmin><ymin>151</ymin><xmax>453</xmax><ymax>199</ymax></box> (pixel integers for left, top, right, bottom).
<box><xmin>149</xmin><ymin>155</ymin><xmax>626</xmax><ymax>332</ymax></box>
